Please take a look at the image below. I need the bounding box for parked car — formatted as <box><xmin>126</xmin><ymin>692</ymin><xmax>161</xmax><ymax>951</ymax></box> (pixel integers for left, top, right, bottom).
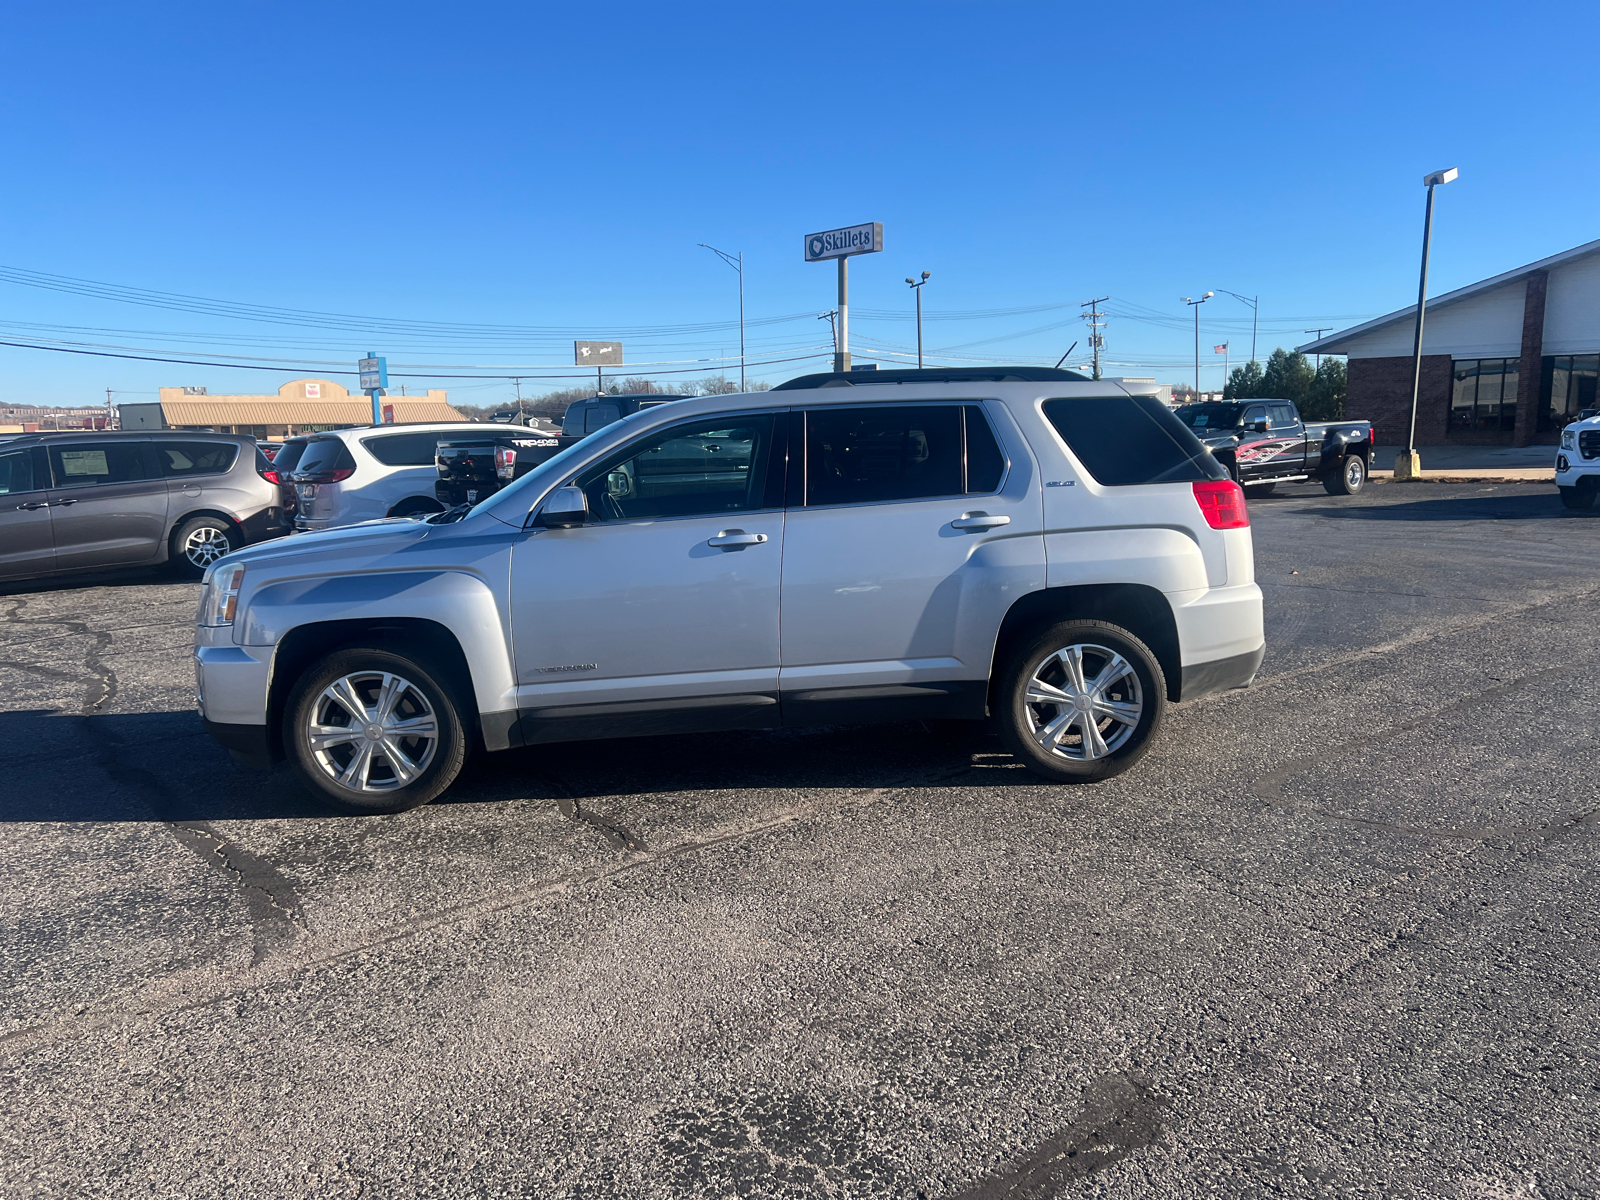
<box><xmin>561</xmin><ymin>393</ymin><xmax>683</xmax><ymax>437</ymax></box>
<box><xmin>1555</xmin><ymin>412</ymin><xmax>1600</xmax><ymax>509</ymax></box>
<box><xmin>288</xmin><ymin>424</ymin><xmax>469</xmax><ymax>531</ymax></box>
<box><xmin>1174</xmin><ymin>400</ymin><xmax>1373</xmax><ymax>495</ymax></box>
<box><xmin>259</xmin><ymin>436</ymin><xmax>307</xmax><ymax>518</ymax></box>
<box><xmin>0</xmin><ymin>431</ymin><xmax>289</xmax><ymax>582</ymax></box>
<box><xmin>434</xmin><ymin>426</ymin><xmax>574</xmax><ymax>508</ymax></box>
<box><xmin>197</xmin><ymin>366</ymin><xmax>1264</xmax><ymax>814</ymax></box>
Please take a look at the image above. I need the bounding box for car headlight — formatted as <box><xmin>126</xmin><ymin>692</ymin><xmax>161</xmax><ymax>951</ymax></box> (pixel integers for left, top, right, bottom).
<box><xmin>198</xmin><ymin>563</ymin><xmax>247</xmax><ymax>627</ymax></box>
<box><xmin>1561</xmin><ymin>429</ymin><xmax>1577</xmax><ymax>450</ymax></box>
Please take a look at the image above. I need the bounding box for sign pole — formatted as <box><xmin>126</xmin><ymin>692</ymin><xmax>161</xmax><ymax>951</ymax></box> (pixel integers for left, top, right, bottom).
<box><xmin>836</xmin><ymin>257</ymin><xmax>850</xmax><ymax>373</ymax></box>
<box><xmin>358</xmin><ymin>353</ymin><xmax>388</xmax><ymax>425</ymax></box>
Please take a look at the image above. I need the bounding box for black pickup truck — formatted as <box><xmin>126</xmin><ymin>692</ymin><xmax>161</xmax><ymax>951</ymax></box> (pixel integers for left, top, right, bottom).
<box><xmin>1174</xmin><ymin>399</ymin><xmax>1374</xmax><ymax>495</ymax></box>
<box><xmin>434</xmin><ymin>419</ymin><xmax>570</xmax><ymax>507</ymax></box>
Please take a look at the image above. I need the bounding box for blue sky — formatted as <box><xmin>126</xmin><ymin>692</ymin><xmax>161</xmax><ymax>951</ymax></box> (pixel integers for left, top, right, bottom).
<box><xmin>2</xmin><ymin>0</ymin><xmax>1596</xmax><ymax>409</ymax></box>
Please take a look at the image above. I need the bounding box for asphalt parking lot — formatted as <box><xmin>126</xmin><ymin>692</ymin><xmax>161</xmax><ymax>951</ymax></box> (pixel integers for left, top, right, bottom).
<box><xmin>2</xmin><ymin>481</ymin><xmax>1597</xmax><ymax>1199</ymax></box>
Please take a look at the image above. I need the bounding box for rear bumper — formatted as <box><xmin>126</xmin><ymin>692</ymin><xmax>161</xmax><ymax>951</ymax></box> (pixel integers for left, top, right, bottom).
<box><xmin>1179</xmin><ymin>646</ymin><xmax>1265</xmax><ymax>701</ymax></box>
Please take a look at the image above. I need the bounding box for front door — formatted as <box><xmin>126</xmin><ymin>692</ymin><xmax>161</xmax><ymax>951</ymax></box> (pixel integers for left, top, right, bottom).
<box><xmin>778</xmin><ymin>403</ymin><xmax>1043</xmax><ymax>725</ymax></box>
<box><xmin>508</xmin><ymin>412</ymin><xmax>786</xmax><ymax>743</ymax></box>
<box><xmin>43</xmin><ymin>440</ymin><xmax>168</xmax><ymax>570</ymax></box>
<box><xmin>0</xmin><ymin>446</ymin><xmax>54</xmax><ymax>580</ymax></box>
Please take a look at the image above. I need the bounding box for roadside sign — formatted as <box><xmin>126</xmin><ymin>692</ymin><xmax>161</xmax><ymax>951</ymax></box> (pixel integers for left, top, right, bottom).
<box><xmin>804</xmin><ymin>222</ymin><xmax>883</xmax><ymax>262</ymax></box>
<box><xmin>574</xmin><ymin>341</ymin><xmax>623</xmax><ymax>366</ymax></box>
<box><xmin>358</xmin><ymin>356</ymin><xmax>388</xmax><ymax>390</ymax></box>
<box><xmin>382</xmin><ymin>404</ymin><xmax>395</xmax><ymax>424</ymax></box>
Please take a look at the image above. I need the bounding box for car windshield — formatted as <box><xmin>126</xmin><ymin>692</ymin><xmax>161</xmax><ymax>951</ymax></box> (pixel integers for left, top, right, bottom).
<box><xmin>1174</xmin><ymin>403</ymin><xmax>1243</xmax><ymax>430</ymax></box>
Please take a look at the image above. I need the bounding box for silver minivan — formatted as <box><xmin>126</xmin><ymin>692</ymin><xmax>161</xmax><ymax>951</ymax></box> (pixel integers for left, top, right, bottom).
<box><xmin>0</xmin><ymin>431</ymin><xmax>289</xmax><ymax>583</ymax></box>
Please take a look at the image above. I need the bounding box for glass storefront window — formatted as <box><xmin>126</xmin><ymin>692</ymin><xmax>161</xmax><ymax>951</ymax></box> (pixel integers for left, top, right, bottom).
<box><xmin>1540</xmin><ymin>354</ymin><xmax>1599</xmax><ymax>429</ymax></box>
<box><xmin>1448</xmin><ymin>358</ymin><xmax>1518</xmax><ymax>433</ymax></box>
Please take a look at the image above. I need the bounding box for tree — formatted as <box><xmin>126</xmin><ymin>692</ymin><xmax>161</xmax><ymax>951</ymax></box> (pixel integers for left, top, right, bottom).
<box><xmin>1302</xmin><ymin>357</ymin><xmax>1348</xmax><ymax>420</ymax></box>
<box><xmin>1259</xmin><ymin>348</ymin><xmax>1316</xmax><ymax>404</ymax></box>
<box><xmin>1169</xmin><ymin>383</ymin><xmax>1198</xmax><ymax>403</ymax></box>
<box><xmin>1224</xmin><ymin>360</ymin><xmax>1264</xmax><ymax>400</ymax></box>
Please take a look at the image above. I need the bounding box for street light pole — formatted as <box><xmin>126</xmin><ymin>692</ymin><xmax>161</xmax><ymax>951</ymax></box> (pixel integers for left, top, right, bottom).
<box><xmin>1215</xmin><ymin>290</ymin><xmax>1258</xmax><ymax>365</ymax></box>
<box><xmin>904</xmin><ymin>271</ymin><xmax>930</xmax><ymax>368</ymax></box>
<box><xmin>1182</xmin><ymin>293</ymin><xmax>1213</xmax><ymax>397</ymax></box>
<box><xmin>699</xmin><ymin>243</ymin><xmax>746</xmax><ymax>391</ymax></box>
<box><xmin>1401</xmin><ymin>167</ymin><xmax>1459</xmax><ymax>479</ymax></box>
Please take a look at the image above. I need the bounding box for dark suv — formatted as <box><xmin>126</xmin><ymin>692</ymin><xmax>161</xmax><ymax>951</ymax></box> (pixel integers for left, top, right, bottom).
<box><xmin>0</xmin><ymin>431</ymin><xmax>289</xmax><ymax>583</ymax></box>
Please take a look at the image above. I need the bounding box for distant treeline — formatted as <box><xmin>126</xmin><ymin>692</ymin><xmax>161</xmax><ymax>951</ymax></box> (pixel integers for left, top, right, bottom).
<box><xmin>1223</xmin><ymin>349</ymin><xmax>1347</xmax><ymax>420</ymax></box>
<box><xmin>454</xmin><ymin>374</ymin><xmax>769</xmax><ymax>422</ymax></box>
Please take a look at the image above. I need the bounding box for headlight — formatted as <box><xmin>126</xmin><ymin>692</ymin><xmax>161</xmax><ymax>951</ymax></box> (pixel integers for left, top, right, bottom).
<box><xmin>198</xmin><ymin>563</ymin><xmax>247</xmax><ymax>626</ymax></box>
<box><xmin>1561</xmin><ymin>429</ymin><xmax>1576</xmax><ymax>450</ymax></box>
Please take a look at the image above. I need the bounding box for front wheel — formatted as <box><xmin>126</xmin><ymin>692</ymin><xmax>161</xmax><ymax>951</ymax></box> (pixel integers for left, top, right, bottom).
<box><xmin>1323</xmin><ymin>454</ymin><xmax>1367</xmax><ymax>495</ymax></box>
<box><xmin>284</xmin><ymin>648</ymin><xmax>468</xmax><ymax>814</ymax></box>
<box><xmin>995</xmin><ymin>620</ymin><xmax>1166</xmax><ymax>784</ymax></box>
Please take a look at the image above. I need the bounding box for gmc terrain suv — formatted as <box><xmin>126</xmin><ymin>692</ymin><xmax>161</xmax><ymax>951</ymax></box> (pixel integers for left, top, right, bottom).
<box><xmin>195</xmin><ymin>368</ymin><xmax>1265</xmax><ymax>813</ymax></box>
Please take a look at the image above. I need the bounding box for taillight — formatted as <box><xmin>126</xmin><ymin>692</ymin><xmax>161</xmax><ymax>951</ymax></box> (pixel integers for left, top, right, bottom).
<box><xmin>295</xmin><ymin>467</ymin><xmax>355</xmax><ymax>484</ymax></box>
<box><xmin>1192</xmin><ymin>479</ymin><xmax>1249</xmax><ymax>529</ymax></box>
<box><xmin>495</xmin><ymin>446</ymin><xmax>517</xmax><ymax>481</ymax></box>
<box><xmin>261</xmin><ymin>469</ymin><xmax>282</xmax><ymax>485</ymax></box>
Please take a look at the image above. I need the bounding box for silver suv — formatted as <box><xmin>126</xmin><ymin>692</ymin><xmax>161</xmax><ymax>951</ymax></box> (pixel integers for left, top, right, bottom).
<box><xmin>0</xmin><ymin>431</ymin><xmax>289</xmax><ymax>583</ymax></box>
<box><xmin>195</xmin><ymin>368</ymin><xmax>1264</xmax><ymax>813</ymax></box>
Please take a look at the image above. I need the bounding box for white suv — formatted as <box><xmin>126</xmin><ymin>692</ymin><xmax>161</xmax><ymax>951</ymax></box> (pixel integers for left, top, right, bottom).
<box><xmin>290</xmin><ymin>424</ymin><xmax>470</xmax><ymax>531</ymax></box>
<box><xmin>197</xmin><ymin>368</ymin><xmax>1265</xmax><ymax>814</ymax></box>
<box><xmin>1556</xmin><ymin>413</ymin><xmax>1600</xmax><ymax>510</ymax></box>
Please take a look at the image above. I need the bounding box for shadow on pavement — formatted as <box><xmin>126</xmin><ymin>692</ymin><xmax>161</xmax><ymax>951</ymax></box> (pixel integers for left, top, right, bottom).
<box><xmin>1305</xmin><ymin>493</ymin><xmax>1574</xmax><ymax>522</ymax></box>
<box><xmin>0</xmin><ymin>566</ymin><xmax>177</xmax><ymax>597</ymax></box>
<box><xmin>0</xmin><ymin>707</ymin><xmax>1024</xmax><ymax>824</ymax></box>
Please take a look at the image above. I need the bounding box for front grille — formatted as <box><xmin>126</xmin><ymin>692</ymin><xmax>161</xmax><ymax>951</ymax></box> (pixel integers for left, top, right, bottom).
<box><xmin>1581</xmin><ymin>430</ymin><xmax>1600</xmax><ymax>460</ymax></box>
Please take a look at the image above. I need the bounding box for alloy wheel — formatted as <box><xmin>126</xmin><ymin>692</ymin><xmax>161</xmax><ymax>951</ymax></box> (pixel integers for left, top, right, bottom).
<box><xmin>306</xmin><ymin>671</ymin><xmax>439</xmax><ymax>793</ymax></box>
<box><xmin>184</xmin><ymin>526</ymin><xmax>232</xmax><ymax>568</ymax></box>
<box><xmin>1023</xmin><ymin>642</ymin><xmax>1144</xmax><ymax>761</ymax></box>
<box><xmin>1346</xmin><ymin>457</ymin><xmax>1365</xmax><ymax>489</ymax></box>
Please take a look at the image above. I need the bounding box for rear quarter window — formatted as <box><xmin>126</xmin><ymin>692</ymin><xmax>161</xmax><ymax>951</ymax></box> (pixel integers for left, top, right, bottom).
<box><xmin>360</xmin><ymin>430</ymin><xmax>451</xmax><ymax>466</ymax></box>
<box><xmin>271</xmin><ymin>441</ymin><xmax>309</xmax><ymax>473</ymax></box>
<box><xmin>294</xmin><ymin>438</ymin><xmax>358</xmax><ymax>475</ymax></box>
<box><xmin>155</xmin><ymin>440</ymin><xmax>239</xmax><ymax>477</ymax></box>
<box><xmin>1041</xmin><ymin>395</ymin><xmax>1226</xmax><ymax>485</ymax></box>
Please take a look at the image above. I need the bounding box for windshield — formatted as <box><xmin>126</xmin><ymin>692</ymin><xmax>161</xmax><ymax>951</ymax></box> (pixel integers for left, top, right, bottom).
<box><xmin>1174</xmin><ymin>403</ymin><xmax>1243</xmax><ymax>430</ymax></box>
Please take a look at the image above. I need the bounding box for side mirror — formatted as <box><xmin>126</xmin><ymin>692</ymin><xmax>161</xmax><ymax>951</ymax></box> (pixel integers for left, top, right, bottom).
<box><xmin>535</xmin><ymin>485</ymin><xmax>588</xmax><ymax>528</ymax></box>
<box><xmin>1250</xmin><ymin>417</ymin><xmax>1269</xmax><ymax>433</ymax></box>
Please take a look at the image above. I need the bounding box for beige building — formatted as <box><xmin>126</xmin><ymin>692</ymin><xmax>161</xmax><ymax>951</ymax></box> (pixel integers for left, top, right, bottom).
<box><xmin>118</xmin><ymin>378</ymin><xmax>464</xmax><ymax>439</ymax></box>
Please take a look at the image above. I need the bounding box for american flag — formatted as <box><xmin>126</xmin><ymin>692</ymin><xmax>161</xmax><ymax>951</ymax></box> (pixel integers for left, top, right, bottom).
<box><xmin>1214</xmin><ymin>343</ymin><xmax>1228</xmax><ymax>353</ymax></box>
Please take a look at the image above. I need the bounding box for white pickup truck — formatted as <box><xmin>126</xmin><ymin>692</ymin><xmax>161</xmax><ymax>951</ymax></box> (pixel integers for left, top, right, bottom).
<box><xmin>1557</xmin><ymin>413</ymin><xmax>1600</xmax><ymax>509</ymax></box>
<box><xmin>195</xmin><ymin>367</ymin><xmax>1265</xmax><ymax>814</ymax></box>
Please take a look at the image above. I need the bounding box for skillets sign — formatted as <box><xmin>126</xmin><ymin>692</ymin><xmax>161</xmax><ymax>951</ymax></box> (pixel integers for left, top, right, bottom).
<box><xmin>803</xmin><ymin>222</ymin><xmax>883</xmax><ymax>262</ymax></box>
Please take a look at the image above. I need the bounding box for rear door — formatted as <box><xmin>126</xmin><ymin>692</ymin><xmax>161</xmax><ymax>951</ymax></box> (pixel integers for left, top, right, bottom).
<box><xmin>152</xmin><ymin>437</ymin><xmax>242</xmax><ymax>513</ymax></box>
<box><xmin>777</xmin><ymin>403</ymin><xmax>1041</xmax><ymax>725</ymax></box>
<box><xmin>1269</xmin><ymin>402</ymin><xmax>1310</xmax><ymax>470</ymax></box>
<box><xmin>0</xmin><ymin>446</ymin><xmax>54</xmax><ymax>580</ymax></box>
<box><xmin>43</xmin><ymin>439</ymin><xmax>168</xmax><ymax>569</ymax></box>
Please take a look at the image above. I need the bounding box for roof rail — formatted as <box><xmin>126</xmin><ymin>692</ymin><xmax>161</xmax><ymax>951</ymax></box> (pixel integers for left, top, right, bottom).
<box><xmin>773</xmin><ymin>366</ymin><xmax>1091</xmax><ymax>390</ymax></box>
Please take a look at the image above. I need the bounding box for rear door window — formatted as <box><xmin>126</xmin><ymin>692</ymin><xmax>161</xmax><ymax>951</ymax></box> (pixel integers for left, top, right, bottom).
<box><xmin>964</xmin><ymin>406</ymin><xmax>1008</xmax><ymax>493</ymax></box>
<box><xmin>48</xmin><ymin>441</ymin><xmax>149</xmax><ymax>489</ymax></box>
<box><xmin>1269</xmin><ymin>403</ymin><xmax>1298</xmax><ymax>429</ymax></box>
<box><xmin>294</xmin><ymin>438</ymin><xmax>358</xmax><ymax>476</ymax></box>
<box><xmin>360</xmin><ymin>430</ymin><xmax>450</xmax><ymax>466</ymax></box>
<box><xmin>583</xmin><ymin>405</ymin><xmax>620</xmax><ymax>434</ymax></box>
<box><xmin>804</xmin><ymin>405</ymin><xmax>963</xmax><ymax>506</ymax></box>
<box><xmin>271</xmin><ymin>440</ymin><xmax>309</xmax><ymax>474</ymax></box>
<box><xmin>1040</xmin><ymin>395</ymin><xmax>1226</xmax><ymax>486</ymax></box>
<box><xmin>155</xmin><ymin>440</ymin><xmax>239</xmax><ymax>477</ymax></box>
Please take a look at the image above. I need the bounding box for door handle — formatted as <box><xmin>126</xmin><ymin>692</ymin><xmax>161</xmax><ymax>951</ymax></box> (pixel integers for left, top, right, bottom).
<box><xmin>950</xmin><ymin>511</ymin><xmax>1010</xmax><ymax>530</ymax></box>
<box><xmin>51</xmin><ymin>498</ymin><xmax>78</xmax><ymax>507</ymax></box>
<box><xmin>707</xmin><ymin>529</ymin><xmax>768</xmax><ymax>548</ymax></box>
<box><xmin>16</xmin><ymin>501</ymin><xmax>48</xmax><ymax>511</ymax></box>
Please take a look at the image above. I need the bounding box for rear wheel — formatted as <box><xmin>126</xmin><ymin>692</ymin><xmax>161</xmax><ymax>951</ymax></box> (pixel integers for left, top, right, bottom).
<box><xmin>284</xmin><ymin>648</ymin><xmax>467</xmax><ymax>814</ymax></box>
<box><xmin>171</xmin><ymin>515</ymin><xmax>236</xmax><ymax>579</ymax></box>
<box><xmin>995</xmin><ymin>620</ymin><xmax>1166</xmax><ymax>784</ymax></box>
<box><xmin>1560</xmin><ymin>480</ymin><xmax>1598</xmax><ymax>510</ymax></box>
<box><xmin>1243</xmin><ymin>482</ymin><xmax>1276</xmax><ymax>497</ymax></box>
<box><xmin>1323</xmin><ymin>454</ymin><xmax>1367</xmax><ymax>495</ymax></box>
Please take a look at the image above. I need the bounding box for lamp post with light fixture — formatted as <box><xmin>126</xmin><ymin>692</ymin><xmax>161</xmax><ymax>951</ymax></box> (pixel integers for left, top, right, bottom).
<box><xmin>1181</xmin><ymin>293</ymin><xmax>1213</xmax><ymax>396</ymax></box>
<box><xmin>905</xmin><ymin>271</ymin><xmax>930</xmax><ymax>368</ymax></box>
<box><xmin>1398</xmin><ymin>167</ymin><xmax>1459</xmax><ymax>480</ymax></box>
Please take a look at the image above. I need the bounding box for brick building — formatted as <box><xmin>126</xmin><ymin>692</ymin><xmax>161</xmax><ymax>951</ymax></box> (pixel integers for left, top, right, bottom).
<box><xmin>117</xmin><ymin>378</ymin><xmax>462</xmax><ymax>439</ymax></box>
<box><xmin>1299</xmin><ymin>238</ymin><xmax>1600</xmax><ymax>447</ymax></box>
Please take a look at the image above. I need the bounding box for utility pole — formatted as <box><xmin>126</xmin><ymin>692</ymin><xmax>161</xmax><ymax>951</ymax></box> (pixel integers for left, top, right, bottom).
<box><xmin>818</xmin><ymin>310</ymin><xmax>838</xmax><ymax>362</ymax></box>
<box><xmin>1303</xmin><ymin>329</ymin><xmax>1332</xmax><ymax>370</ymax></box>
<box><xmin>1080</xmin><ymin>297</ymin><xmax>1109</xmax><ymax>380</ymax></box>
<box><xmin>699</xmin><ymin>244</ymin><xmax>746</xmax><ymax>391</ymax></box>
<box><xmin>513</xmin><ymin>377</ymin><xmax>524</xmax><ymax>420</ymax></box>
<box><xmin>105</xmin><ymin>387</ymin><xmax>114</xmax><ymax>430</ymax></box>
<box><xmin>905</xmin><ymin>272</ymin><xmax>931</xmax><ymax>368</ymax></box>
<box><xmin>1182</xmin><ymin>294</ymin><xmax>1213</xmax><ymax>395</ymax></box>
<box><xmin>1216</xmin><ymin>291</ymin><xmax>1259</xmax><ymax>365</ymax></box>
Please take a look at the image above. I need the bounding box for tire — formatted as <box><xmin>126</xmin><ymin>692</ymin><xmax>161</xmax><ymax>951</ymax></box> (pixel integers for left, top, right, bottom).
<box><xmin>1243</xmin><ymin>482</ymin><xmax>1276</xmax><ymax>497</ymax></box>
<box><xmin>170</xmin><ymin>515</ymin><xmax>237</xmax><ymax>579</ymax></box>
<box><xmin>1323</xmin><ymin>453</ymin><xmax>1367</xmax><ymax>495</ymax></box>
<box><xmin>994</xmin><ymin>620</ymin><xmax>1166</xmax><ymax>784</ymax></box>
<box><xmin>283</xmin><ymin>647</ymin><xmax>468</xmax><ymax>814</ymax></box>
<box><xmin>389</xmin><ymin>496</ymin><xmax>445</xmax><ymax>519</ymax></box>
<box><xmin>1560</xmin><ymin>481</ymin><xmax>1598</xmax><ymax>511</ymax></box>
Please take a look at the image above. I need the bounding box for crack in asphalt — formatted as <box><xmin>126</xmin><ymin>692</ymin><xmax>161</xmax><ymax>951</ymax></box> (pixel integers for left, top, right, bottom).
<box><xmin>950</xmin><ymin>1074</ymin><xmax>1171</xmax><ymax>1198</ymax></box>
<box><xmin>1</xmin><ymin>594</ymin><xmax>301</xmax><ymax>967</ymax></box>
<box><xmin>538</xmin><ymin>770</ymin><xmax>648</xmax><ymax>853</ymax></box>
<box><xmin>1250</xmin><ymin>663</ymin><xmax>1600</xmax><ymax>841</ymax></box>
